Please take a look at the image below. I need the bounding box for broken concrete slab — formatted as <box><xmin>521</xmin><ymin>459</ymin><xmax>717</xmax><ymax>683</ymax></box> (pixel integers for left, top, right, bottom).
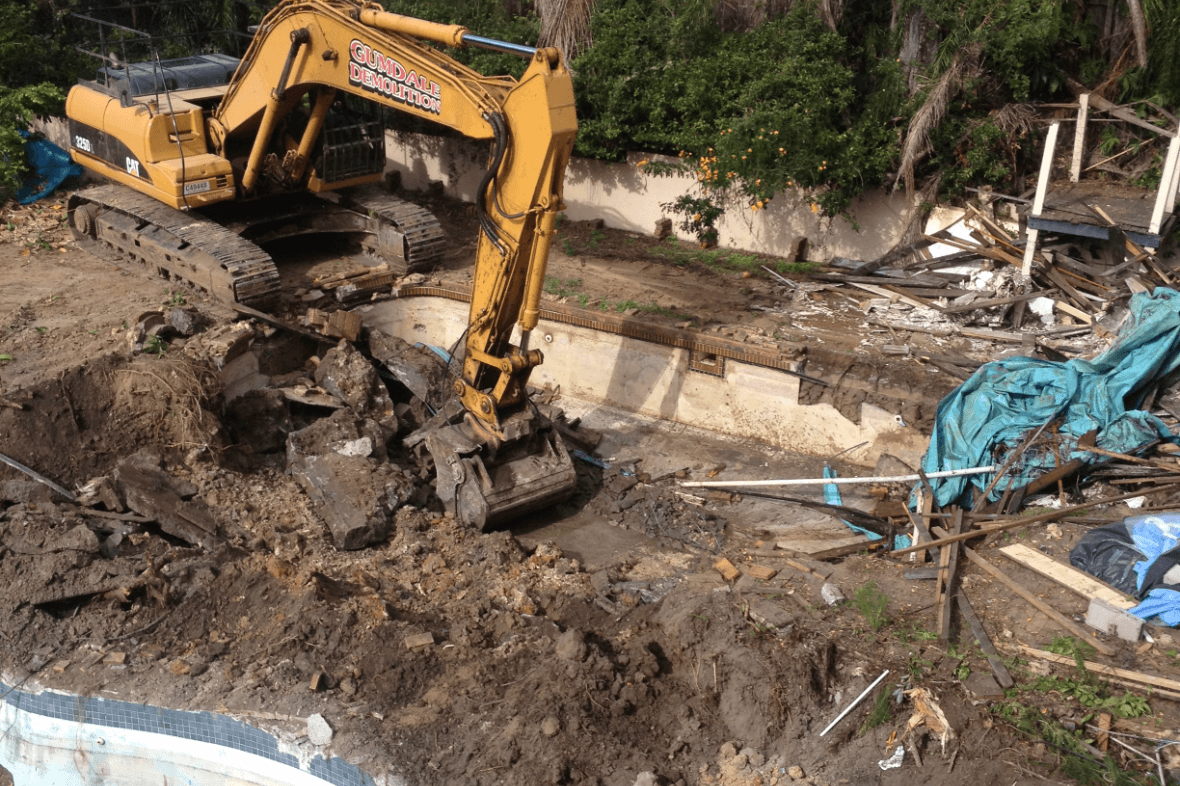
<box><xmin>115</xmin><ymin>456</ymin><xmax>223</xmax><ymax>550</ymax></box>
<box><xmin>307</xmin><ymin>713</ymin><xmax>333</xmax><ymax>746</ymax></box>
<box><xmin>314</xmin><ymin>340</ymin><xmax>397</xmax><ymax>429</ymax></box>
<box><xmin>295</xmin><ymin>453</ymin><xmax>408</xmax><ymax>550</ymax></box>
<box><xmin>367</xmin><ymin>329</ymin><xmax>452</xmax><ymax>409</ymax></box>
<box><xmin>286</xmin><ymin>408</ymin><xmax>387</xmax><ymax>466</ymax></box>
<box><xmin>287</xmin><ymin>414</ymin><xmax>415</xmax><ymax>549</ymax></box>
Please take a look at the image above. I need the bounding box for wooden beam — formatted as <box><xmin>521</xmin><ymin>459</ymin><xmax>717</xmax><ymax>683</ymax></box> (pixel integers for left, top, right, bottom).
<box><xmin>1024</xmin><ymin>121</ymin><xmax>1061</xmax><ymax>275</ymax></box>
<box><xmin>999</xmin><ymin>543</ymin><xmax>1134</xmax><ymax>611</ymax></box>
<box><xmin>964</xmin><ymin>547</ymin><xmax>1117</xmax><ymax>656</ymax></box>
<box><xmin>955</xmin><ymin>588</ymin><xmax>1014</xmax><ymax>688</ymax></box>
<box><xmin>935</xmin><ymin>511</ymin><xmax>964</xmax><ymax>641</ymax></box>
<box><xmin>1070</xmin><ymin>94</ymin><xmax>1089</xmax><ymax>182</ymax></box>
<box><xmin>887</xmin><ymin>483</ymin><xmax>1180</xmax><ymax>557</ymax></box>
<box><xmin>1149</xmin><ymin>133</ymin><xmax>1180</xmax><ymax>236</ymax></box>
<box><xmin>1019</xmin><ymin>645</ymin><xmax>1180</xmax><ymax>693</ymax></box>
<box><xmin>1054</xmin><ymin>300</ymin><xmax>1093</xmax><ymax>324</ymax></box>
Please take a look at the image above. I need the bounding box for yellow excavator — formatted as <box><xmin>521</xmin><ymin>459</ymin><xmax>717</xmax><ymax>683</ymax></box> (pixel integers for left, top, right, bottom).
<box><xmin>64</xmin><ymin>0</ymin><xmax>579</xmax><ymax>530</ymax></box>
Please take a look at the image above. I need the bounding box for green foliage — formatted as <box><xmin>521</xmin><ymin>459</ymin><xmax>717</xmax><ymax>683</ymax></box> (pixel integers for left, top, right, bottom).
<box><xmin>1046</xmin><ymin>636</ymin><xmax>1096</xmax><ymax>672</ymax></box>
<box><xmin>543</xmin><ymin>276</ymin><xmax>583</xmax><ymax>298</ymax></box>
<box><xmin>852</xmin><ymin>581</ymin><xmax>889</xmax><ymax>631</ymax></box>
<box><xmin>1029</xmin><ymin>675</ymin><xmax>1150</xmax><ymax>718</ymax></box>
<box><xmin>575</xmin><ymin>0</ymin><xmax>901</xmax><ymax>220</ymax></box>
<box><xmin>144</xmin><ymin>335</ymin><xmax>167</xmax><ymax>357</ymax></box>
<box><xmin>0</xmin><ymin>0</ymin><xmax>78</xmax><ymax>195</ymax></box>
<box><xmin>859</xmin><ymin>681</ymin><xmax>895</xmax><ymax>734</ymax></box>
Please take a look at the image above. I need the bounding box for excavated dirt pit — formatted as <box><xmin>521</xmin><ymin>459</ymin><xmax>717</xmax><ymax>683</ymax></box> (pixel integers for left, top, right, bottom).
<box><xmin>3</xmin><ymin>194</ymin><xmax>1180</xmax><ymax>786</ymax></box>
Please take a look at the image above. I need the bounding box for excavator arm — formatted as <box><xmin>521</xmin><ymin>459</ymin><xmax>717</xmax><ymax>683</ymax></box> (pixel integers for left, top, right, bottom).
<box><xmin>213</xmin><ymin>0</ymin><xmax>579</xmax><ymax>528</ymax></box>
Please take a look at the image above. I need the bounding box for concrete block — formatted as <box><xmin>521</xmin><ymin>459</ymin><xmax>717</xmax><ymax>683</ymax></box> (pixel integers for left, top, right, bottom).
<box><xmin>1086</xmin><ymin>597</ymin><xmax>1143</xmax><ymax>642</ymax></box>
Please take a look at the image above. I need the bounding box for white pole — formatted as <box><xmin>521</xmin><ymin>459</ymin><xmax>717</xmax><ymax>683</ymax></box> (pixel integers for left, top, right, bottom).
<box><xmin>679</xmin><ymin>465</ymin><xmax>997</xmax><ymax>489</ymax></box>
<box><xmin>820</xmin><ymin>669</ymin><xmax>891</xmax><ymax>737</ymax></box>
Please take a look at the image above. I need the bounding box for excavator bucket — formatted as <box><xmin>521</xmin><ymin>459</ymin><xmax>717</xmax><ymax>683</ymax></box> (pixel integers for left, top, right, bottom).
<box><xmin>422</xmin><ymin>413</ymin><xmax>576</xmax><ymax>531</ymax></box>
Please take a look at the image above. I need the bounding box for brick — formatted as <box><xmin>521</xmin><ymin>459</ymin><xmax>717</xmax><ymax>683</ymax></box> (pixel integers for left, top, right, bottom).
<box><xmin>102</xmin><ymin>652</ymin><xmax>126</xmax><ymax>665</ymax></box>
<box><xmin>747</xmin><ymin>564</ymin><xmax>778</xmax><ymax>581</ymax></box>
<box><xmin>309</xmin><ymin>671</ymin><xmax>328</xmax><ymax>692</ymax></box>
<box><xmin>713</xmin><ymin>557</ymin><xmax>741</xmax><ymax>582</ymax></box>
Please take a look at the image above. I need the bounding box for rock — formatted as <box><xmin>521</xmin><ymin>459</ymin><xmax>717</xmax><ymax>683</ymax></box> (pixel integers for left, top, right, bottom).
<box><xmin>0</xmin><ymin>479</ymin><xmax>53</xmax><ymax>504</ymax></box>
<box><xmin>740</xmin><ymin>748</ymin><xmax>765</xmax><ymax>769</ymax></box>
<box><xmin>58</xmin><ymin>524</ymin><xmax>100</xmax><ymax>554</ymax></box>
<box><xmin>719</xmin><ymin>742</ymin><xmax>737</xmax><ymax>758</ymax></box>
<box><xmin>591</xmin><ymin>570</ymin><xmax>611</xmax><ymax>595</ymax></box>
<box><xmin>555</xmin><ymin>629</ymin><xmax>587</xmax><ymax>662</ymax></box>
<box><xmin>169</xmin><ymin>659</ymin><xmax>191</xmax><ymax>676</ymax></box>
<box><xmin>168</xmin><ymin>307</ymin><xmax>208</xmax><ymax>337</ymax></box>
<box><xmin>633</xmin><ymin>773</ymin><xmax>659</xmax><ymax>786</ymax></box>
<box><xmin>307</xmin><ymin>713</ymin><xmax>333</xmax><ymax>746</ymax></box>
<box><xmin>787</xmin><ymin>766</ymin><xmax>804</xmax><ymax>781</ymax></box>
<box><xmin>541</xmin><ymin>716</ymin><xmax>560</xmax><ymax>737</ymax></box>
<box><xmin>314</xmin><ymin>340</ymin><xmax>396</xmax><ymax>429</ymax></box>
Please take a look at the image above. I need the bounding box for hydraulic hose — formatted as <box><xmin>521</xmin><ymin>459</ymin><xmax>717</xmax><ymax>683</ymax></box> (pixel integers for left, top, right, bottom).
<box><xmin>476</xmin><ymin>112</ymin><xmax>508</xmax><ymax>255</ymax></box>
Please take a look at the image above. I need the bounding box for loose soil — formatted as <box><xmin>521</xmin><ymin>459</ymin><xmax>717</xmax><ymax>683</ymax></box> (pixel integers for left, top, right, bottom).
<box><xmin>0</xmin><ymin>188</ymin><xmax>1176</xmax><ymax>786</ymax></box>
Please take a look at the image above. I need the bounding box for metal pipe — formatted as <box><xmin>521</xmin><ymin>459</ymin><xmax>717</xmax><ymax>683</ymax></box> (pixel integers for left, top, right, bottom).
<box><xmin>459</xmin><ymin>33</ymin><xmax>537</xmax><ymax>57</ymax></box>
<box><xmin>0</xmin><ymin>450</ymin><xmax>75</xmax><ymax>501</ymax></box>
<box><xmin>680</xmin><ymin>465</ymin><xmax>998</xmax><ymax>489</ymax></box>
<box><xmin>820</xmin><ymin>669</ymin><xmax>890</xmax><ymax>737</ymax></box>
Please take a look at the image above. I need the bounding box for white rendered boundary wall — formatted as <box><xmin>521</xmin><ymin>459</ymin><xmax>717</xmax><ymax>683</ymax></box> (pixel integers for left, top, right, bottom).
<box><xmin>386</xmin><ymin>131</ymin><xmax>914</xmax><ymax>261</ymax></box>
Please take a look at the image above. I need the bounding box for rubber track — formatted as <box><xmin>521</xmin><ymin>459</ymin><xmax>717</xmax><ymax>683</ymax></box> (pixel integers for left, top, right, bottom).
<box><xmin>71</xmin><ymin>185</ymin><xmax>282</xmax><ymax>308</ymax></box>
<box><xmin>347</xmin><ymin>187</ymin><xmax>446</xmax><ymax>272</ymax></box>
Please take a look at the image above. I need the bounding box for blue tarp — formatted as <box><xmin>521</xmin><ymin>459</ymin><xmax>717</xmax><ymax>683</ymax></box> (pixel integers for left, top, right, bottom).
<box><xmin>823</xmin><ymin>465</ymin><xmax>911</xmax><ymax>549</ymax></box>
<box><xmin>16</xmin><ymin>130</ymin><xmax>81</xmax><ymax>205</ymax></box>
<box><xmin>922</xmin><ymin>288</ymin><xmax>1180</xmax><ymax>509</ymax></box>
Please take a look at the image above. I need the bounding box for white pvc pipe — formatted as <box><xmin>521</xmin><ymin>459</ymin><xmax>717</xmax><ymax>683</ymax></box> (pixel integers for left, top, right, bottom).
<box><xmin>679</xmin><ymin>465</ymin><xmax>997</xmax><ymax>489</ymax></box>
<box><xmin>820</xmin><ymin>669</ymin><xmax>891</xmax><ymax>737</ymax></box>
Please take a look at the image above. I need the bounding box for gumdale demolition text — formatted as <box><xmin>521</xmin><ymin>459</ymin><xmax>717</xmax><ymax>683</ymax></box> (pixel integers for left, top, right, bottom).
<box><xmin>349</xmin><ymin>39</ymin><xmax>442</xmax><ymax>114</ymax></box>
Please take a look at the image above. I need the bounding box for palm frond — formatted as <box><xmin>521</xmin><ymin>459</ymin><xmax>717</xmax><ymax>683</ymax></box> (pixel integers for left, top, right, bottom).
<box><xmin>538</xmin><ymin>0</ymin><xmax>595</xmax><ymax>62</ymax></box>
<box><xmin>893</xmin><ymin>43</ymin><xmax>981</xmax><ymax>195</ymax></box>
